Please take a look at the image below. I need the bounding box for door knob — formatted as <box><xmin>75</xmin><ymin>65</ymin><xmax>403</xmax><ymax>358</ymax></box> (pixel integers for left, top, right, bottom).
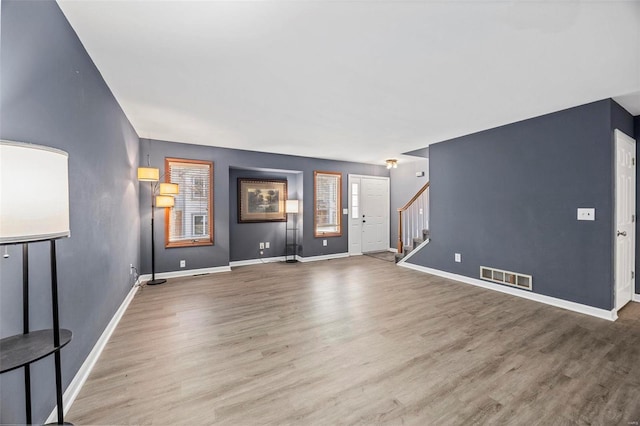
<box><xmin>617</xmin><ymin>230</ymin><xmax>627</xmax><ymax>237</ymax></box>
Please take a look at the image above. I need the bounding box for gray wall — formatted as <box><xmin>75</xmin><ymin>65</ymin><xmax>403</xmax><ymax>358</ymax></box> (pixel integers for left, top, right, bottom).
<box><xmin>389</xmin><ymin>158</ymin><xmax>429</xmax><ymax>249</ymax></box>
<box><xmin>229</xmin><ymin>168</ymin><xmax>302</xmax><ymax>261</ymax></box>
<box><xmin>0</xmin><ymin>1</ymin><xmax>140</xmax><ymax>423</ymax></box>
<box><xmin>140</xmin><ymin>139</ymin><xmax>388</xmax><ymax>273</ymax></box>
<box><xmin>407</xmin><ymin>99</ymin><xmax>626</xmax><ymax>310</ymax></box>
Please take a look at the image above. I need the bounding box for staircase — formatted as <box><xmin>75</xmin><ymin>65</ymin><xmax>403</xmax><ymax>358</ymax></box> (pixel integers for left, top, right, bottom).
<box><xmin>395</xmin><ymin>182</ymin><xmax>430</xmax><ymax>263</ymax></box>
<box><xmin>395</xmin><ymin>228</ymin><xmax>429</xmax><ymax>262</ymax></box>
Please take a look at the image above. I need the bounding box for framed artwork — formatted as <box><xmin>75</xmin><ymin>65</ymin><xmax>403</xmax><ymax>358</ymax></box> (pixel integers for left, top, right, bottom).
<box><xmin>238</xmin><ymin>178</ymin><xmax>287</xmax><ymax>223</ymax></box>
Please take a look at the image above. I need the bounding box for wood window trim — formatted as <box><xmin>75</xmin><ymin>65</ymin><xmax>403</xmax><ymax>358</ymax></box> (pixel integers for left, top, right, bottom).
<box><xmin>164</xmin><ymin>157</ymin><xmax>214</xmax><ymax>248</ymax></box>
<box><xmin>314</xmin><ymin>170</ymin><xmax>342</xmax><ymax>238</ymax></box>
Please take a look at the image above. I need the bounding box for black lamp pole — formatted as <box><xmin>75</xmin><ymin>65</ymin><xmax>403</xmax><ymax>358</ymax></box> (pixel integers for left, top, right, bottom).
<box><xmin>148</xmin><ymin>181</ymin><xmax>166</xmax><ymax>285</ymax></box>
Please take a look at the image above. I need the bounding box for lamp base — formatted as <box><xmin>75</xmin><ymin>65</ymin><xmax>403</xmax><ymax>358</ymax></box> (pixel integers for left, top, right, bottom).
<box><xmin>45</xmin><ymin>422</ymin><xmax>73</xmax><ymax>425</ymax></box>
<box><xmin>147</xmin><ymin>279</ymin><xmax>167</xmax><ymax>286</ymax></box>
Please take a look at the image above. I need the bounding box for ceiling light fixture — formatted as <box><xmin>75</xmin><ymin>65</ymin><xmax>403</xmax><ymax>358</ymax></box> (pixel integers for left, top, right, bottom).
<box><xmin>386</xmin><ymin>159</ymin><xmax>398</xmax><ymax>169</ymax></box>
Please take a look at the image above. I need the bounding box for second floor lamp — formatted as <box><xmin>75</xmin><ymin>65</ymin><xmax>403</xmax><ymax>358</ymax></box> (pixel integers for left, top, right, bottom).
<box><xmin>138</xmin><ymin>164</ymin><xmax>179</xmax><ymax>285</ymax></box>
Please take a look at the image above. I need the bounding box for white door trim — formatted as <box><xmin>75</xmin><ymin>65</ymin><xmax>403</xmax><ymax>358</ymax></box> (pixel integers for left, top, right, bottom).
<box><xmin>348</xmin><ymin>175</ymin><xmax>362</xmax><ymax>255</ymax></box>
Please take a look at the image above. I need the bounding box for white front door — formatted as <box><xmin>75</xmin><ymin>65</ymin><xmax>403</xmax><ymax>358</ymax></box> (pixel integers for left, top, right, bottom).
<box><xmin>615</xmin><ymin>129</ymin><xmax>636</xmax><ymax>311</ymax></box>
<box><xmin>361</xmin><ymin>177</ymin><xmax>389</xmax><ymax>253</ymax></box>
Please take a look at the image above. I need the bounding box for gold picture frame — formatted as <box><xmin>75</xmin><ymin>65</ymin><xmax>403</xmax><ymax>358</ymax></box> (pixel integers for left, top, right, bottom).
<box><xmin>238</xmin><ymin>178</ymin><xmax>287</xmax><ymax>223</ymax></box>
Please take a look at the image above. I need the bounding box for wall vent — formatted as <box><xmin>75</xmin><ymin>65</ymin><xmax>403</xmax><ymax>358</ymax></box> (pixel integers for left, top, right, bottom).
<box><xmin>480</xmin><ymin>266</ymin><xmax>532</xmax><ymax>291</ymax></box>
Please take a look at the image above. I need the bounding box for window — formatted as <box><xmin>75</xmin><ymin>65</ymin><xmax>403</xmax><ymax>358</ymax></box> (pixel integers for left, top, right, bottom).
<box><xmin>165</xmin><ymin>158</ymin><xmax>213</xmax><ymax>247</ymax></box>
<box><xmin>192</xmin><ymin>214</ymin><xmax>206</xmax><ymax>236</ymax></box>
<box><xmin>314</xmin><ymin>171</ymin><xmax>342</xmax><ymax>237</ymax></box>
<box><xmin>351</xmin><ymin>182</ymin><xmax>359</xmax><ymax>219</ymax></box>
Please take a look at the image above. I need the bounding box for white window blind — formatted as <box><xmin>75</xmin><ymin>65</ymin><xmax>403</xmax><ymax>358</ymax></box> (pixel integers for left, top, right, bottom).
<box><xmin>166</xmin><ymin>159</ymin><xmax>213</xmax><ymax>246</ymax></box>
<box><xmin>314</xmin><ymin>171</ymin><xmax>342</xmax><ymax>237</ymax></box>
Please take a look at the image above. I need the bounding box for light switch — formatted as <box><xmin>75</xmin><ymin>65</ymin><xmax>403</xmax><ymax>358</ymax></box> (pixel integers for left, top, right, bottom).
<box><xmin>343</xmin><ymin>208</ymin><xmax>349</xmax><ymax>215</ymax></box>
<box><xmin>577</xmin><ymin>208</ymin><xmax>595</xmax><ymax>221</ymax></box>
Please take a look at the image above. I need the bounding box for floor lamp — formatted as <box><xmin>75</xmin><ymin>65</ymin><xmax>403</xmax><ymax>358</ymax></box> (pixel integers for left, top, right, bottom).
<box><xmin>0</xmin><ymin>140</ymin><xmax>72</xmax><ymax>425</ymax></box>
<box><xmin>285</xmin><ymin>200</ymin><xmax>299</xmax><ymax>263</ymax></box>
<box><xmin>138</xmin><ymin>166</ymin><xmax>179</xmax><ymax>285</ymax></box>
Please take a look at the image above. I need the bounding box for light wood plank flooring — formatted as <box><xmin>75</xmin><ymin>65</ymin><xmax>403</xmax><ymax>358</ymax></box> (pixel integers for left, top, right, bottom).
<box><xmin>68</xmin><ymin>256</ymin><xmax>640</xmax><ymax>425</ymax></box>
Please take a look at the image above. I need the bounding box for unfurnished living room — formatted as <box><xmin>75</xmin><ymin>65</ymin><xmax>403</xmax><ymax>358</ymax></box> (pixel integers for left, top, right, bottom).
<box><xmin>1</xmin><ymin>0</ymin><xmax>640</xmax><ymax>424</ymax></box>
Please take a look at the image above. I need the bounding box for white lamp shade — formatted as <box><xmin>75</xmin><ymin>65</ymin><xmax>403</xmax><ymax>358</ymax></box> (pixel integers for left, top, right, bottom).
<box><xmin>155</xmin><ymin>195</ymin><xmax>175</xmax><ymax>208</ymax></box>
<box><xmin>0</xmin><ymin>140</ymin><xmax>70</xmax><ymax>244</ymax></box>
<box><xmin>159</xmin><ymin>182</ymin><xmax>179</xmax><ymax>195</ymax></box>
<box><xmin>137</xmin><ymin>167</ymin><xmax>159</xmax><ymax>182</ymax></box>
<box><xmin>285</xmin><ymin>200</ymin><xmax>299</xmax><ymax>214</ymax></box>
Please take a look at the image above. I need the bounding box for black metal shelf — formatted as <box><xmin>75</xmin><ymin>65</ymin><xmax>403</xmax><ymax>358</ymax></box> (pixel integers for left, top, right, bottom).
<box><xmin>0</xmin><ymin>329</ymin><xmax>72</xmax><ymax>374</ymax></box>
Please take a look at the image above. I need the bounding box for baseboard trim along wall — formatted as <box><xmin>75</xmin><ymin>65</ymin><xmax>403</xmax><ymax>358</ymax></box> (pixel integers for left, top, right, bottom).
<box><xmin>45</xmin><ymin>281</ymin><xmax>140</xmax><ymax>424</ymax></box>
<box><xmin>397</xmin><ymin>239</ymin><xmax>430</xmax><ymax>264</ymax></box>
<box><xmin>156</xmin><ymin>254</ymin><xmax>351</xmax><ymax>273</ymax></box>
<box><xmin>139</xmin><ymin>265</ymin><xmax>231</xmax><ymax>282</ymax></box>
<box><xmin>296</xmin><ymin>253</ymin><xmax>349</xmax><ymax>263</ymax></box>
<box><xmin>387</xmin><ymin>247</ymin><xmax>398</xmax><ymax>253</ymax></box>
<box><xmin>398</xmin><ymin>262</ymin><xmax>618</xmax><ymax>322</ymax></box>
<box><xmin>230</xmin><ymin>256</ymin><xmax>286</xmax><ymax>267</ymax></box>
<box><xmin>634</xmin><ymin>293</ymin><xmax>640</xmax><ymax>303</ymax></box>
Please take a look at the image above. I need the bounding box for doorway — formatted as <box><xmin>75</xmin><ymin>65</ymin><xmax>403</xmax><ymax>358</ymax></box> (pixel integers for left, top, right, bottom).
<box><xmin>615</xmin><ymin>129</ymin><xmax>636</xmax><ymax>311</ymax></box>
<box><xmin>348</xmin><ymin>175</ymin><xmax>390</xmax><ymax>255</ymax></box>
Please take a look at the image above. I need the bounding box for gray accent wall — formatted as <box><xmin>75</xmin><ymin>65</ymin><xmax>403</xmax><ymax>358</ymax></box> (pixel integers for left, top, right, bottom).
<box><xmin>406</xmin><ymin>99</ymin><xmax>627</xmax><ymax>310</ymax></box>
<box><xmin>229</xmin><ymin>168</ymin><xmax>303</xmax><ymax>261</ymax></box>
<box><xmin>140</xmin><ymin>139</ymin><xmax>388</xmax><ymax>273</ymax></box>
<box><xmin>389</xmin><ymin>159</ymin><xmax>429</xmax><ymax>249</ymax></box>
<box><xmin>0</xmin><ymin>1</ymin><xmax>140</xmax><ymax>424</ymax></box>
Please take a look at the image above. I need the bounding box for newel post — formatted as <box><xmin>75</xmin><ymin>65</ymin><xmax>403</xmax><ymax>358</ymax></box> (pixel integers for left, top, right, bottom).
<box><xmin>397</xmin><ymin>209</ymin><xmax>403</xmax><ymax>253</ymax></box>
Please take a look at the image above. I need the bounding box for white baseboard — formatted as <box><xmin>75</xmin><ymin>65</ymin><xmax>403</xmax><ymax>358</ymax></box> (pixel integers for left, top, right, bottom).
<box><xmin>398</xmin><ymin>262</ymin><xmax>618</xmax><ymax>322</ymax></box>
<box><xmin>45</xmin><ymin>282</ymin><xmax>139</xmax><ymax>424</ymax></box>
<box><xmin>230</xmin><ymin>256</ymin><xmax>286</xmax><ymax>267</ymax></box>
<box><xmin>296</xmin><ymin>252</ymin><xmax>349</xmax><ymax>263</ymax></box>
<box><xmin>633</xmin><ymin>293</ymin><xmax>640</xmax><ymax>303</ymax></box>
<box><xmin>230</xmin><ymin>253</ymin><xmax>350</xmax><ymax>267</ymax></box>
<box><xmin>139</xmin><ymin>265</ymin><xmax>231</xmax><ymax>282</ymax></box>
<box><xmin>388</xmin><ymin>247</ymin><xmax>398</xmax><ymax>253</ymax></box>
<box><xmin>397</xmin><ymin>239</ymin><xmax>430</xmax><ymax>264</ymax></box>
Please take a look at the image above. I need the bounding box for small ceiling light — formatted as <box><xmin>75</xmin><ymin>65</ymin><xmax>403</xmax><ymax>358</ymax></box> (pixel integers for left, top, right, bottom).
<box><xmin>386</xmin><ymin>159</ymin><xmax>398</xmax><ymax>169</ymax></box>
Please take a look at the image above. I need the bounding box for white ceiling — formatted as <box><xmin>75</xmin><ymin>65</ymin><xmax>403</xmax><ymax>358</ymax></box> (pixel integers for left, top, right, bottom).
<box><xmin>57</xmin><ymin>0</ymin><xmax>640</xmax><ymax>165</ymax></box>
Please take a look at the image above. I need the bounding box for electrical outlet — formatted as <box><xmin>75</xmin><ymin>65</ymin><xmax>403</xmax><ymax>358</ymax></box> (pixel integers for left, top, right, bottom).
<box><xmin>577</xmin><ymin>208</ymin><xmax>595</xmax><ymax>221</ymax></box>
<box><xmin>259</xmin><ymin>242</ymin><xmax>265</xmax><ymax>250</ymax></box>
<box><xmin>323</xmin><ymin>240</ymin><xmax>328</xmax><ymax>247</ymax></box>
<box><xmin>260</xmin><ymin>250</ymin><xmax>264</xmax><ymax>256</ymax></box>
<box><xmin>454</xmin><ymin>253</ymin><xmax>461</xmax><ymax>263</ymax></box>
<box><xmin>180</xmin><ymin>260</ymin><xmax>186</xmax><ymax>268</ymax></box>
<box><xmin>265</xmin><ymin>242</ymin><xmax>270</xmax><ymax>249</ymax></box>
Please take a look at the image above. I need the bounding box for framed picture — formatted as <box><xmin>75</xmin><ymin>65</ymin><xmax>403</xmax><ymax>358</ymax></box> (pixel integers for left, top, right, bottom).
<box><xmin>238</xmin><ymin>178</ymin><xmax>287</xmax><ymax>223</ymax></box>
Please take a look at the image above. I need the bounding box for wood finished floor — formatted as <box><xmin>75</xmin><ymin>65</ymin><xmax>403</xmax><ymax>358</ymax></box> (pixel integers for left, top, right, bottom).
<box><xmin>68</xmin><ymin>256</ymin><xmax>640</xmax><ymax>425</ymax></box>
